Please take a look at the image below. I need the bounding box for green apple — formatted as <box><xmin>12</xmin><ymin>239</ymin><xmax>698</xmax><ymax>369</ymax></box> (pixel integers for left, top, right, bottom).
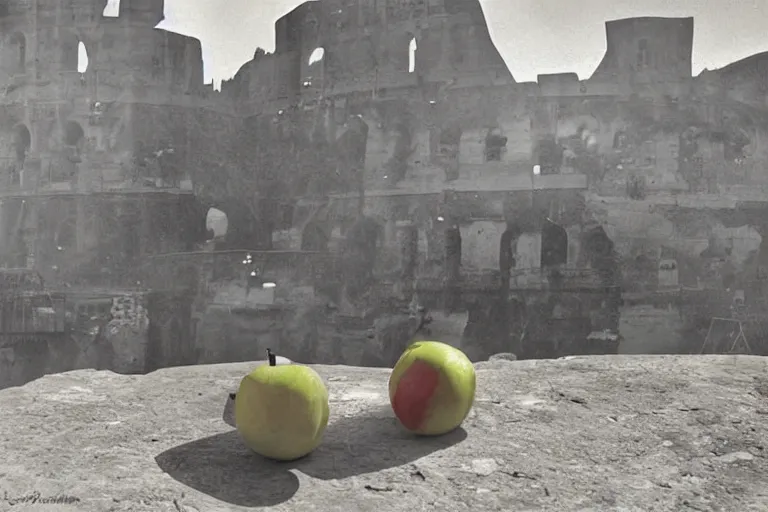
<box><xmin>234</xmin><ymin>349</ymin><xmax>329</xmax><ymax>461</ymax></box>
<box><xmin>389</xmin><ymin>341</ymin><xmax>476</xmax><ymax>436</ymax></box>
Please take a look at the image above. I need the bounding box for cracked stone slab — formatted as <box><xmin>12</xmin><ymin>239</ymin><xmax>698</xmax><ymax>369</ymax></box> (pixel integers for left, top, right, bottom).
<box><xmin>0</xmin><ymin>355</ymin><xmax>767</xmax><ymax>511</ymax></box>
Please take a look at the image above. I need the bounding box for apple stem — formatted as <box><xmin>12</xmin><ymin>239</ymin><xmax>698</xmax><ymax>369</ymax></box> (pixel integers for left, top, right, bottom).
<box><xmin>267</xmin><ymin>348</ymin><xmax>276</xmax><ymax>366</ymax></box>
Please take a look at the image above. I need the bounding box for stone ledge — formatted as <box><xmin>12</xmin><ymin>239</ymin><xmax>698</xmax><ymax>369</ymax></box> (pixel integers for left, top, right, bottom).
<box><xmin>1</xmin><ymin>355</ymin><xmax>767</xmax><ymax>511</ymax></box>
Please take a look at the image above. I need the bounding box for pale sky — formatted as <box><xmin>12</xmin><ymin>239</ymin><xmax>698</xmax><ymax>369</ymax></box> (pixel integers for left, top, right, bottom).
<box><xmin>158</xmin><ymin>0</ymin><xmax>768</xmax><ymax>87</ymax></box>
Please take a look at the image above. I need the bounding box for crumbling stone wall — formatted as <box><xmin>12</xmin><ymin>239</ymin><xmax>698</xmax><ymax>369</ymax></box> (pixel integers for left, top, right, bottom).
<box><xmin>0</xmin><ymin>0</ymin><xmax>222</xmax><ymax>199</ymax></box>
<box><xmin>0</xmin><ymin>192</ymin><xmax>206</xmax><ymax>289</ymax></box>
<box><xmin>591</xmin><ymin>17</ymin><xmax>694</xmax><ymax>89</ymax></box>
<box><xmin>0</xmin><ymin>335</ymin><xmax>87</xmax><ymax>391</ymax></box>
<box><xmin>258</xmin><ymin>0</ymin><xmax>511</xmax><ymax>105</ymax></box>
<box><xmin>105</xmin><ymin>293</ymin><xmax>149</xmax><ymax>373</ymax></box>
<box><xmin>224</xmin><ymin>9</ymin><xmax>768</xmax><ymax>204</ymax></box>
<box><xmin>0</xmin><ymin>290</ymin><xmax>154</xmax><ymax>390</ymax></box>
<box><xmin>588</xmin><ymin>199</ymin><xmax>765</xmax><ymax>293</ymax></box>
<box><xmin>95</xmin><ymin>7</ymin><xmax>768</xmax><ymax>364</ymax></box>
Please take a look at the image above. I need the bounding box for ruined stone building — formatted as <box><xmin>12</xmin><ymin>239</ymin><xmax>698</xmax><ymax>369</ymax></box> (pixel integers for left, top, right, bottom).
<box><xmin>6</xmin><ymin>0</ymin><xmax>768</xmax><ymax>388</ymax></box>
<box><xmin>0</xmin><ymin>0</ymin><xmax>218</xmax><ymax>289</ymax></box>
<box><xmin>0</xmin><ymin>0</ymin><xmax>235</xmax><ymax>388</ymax></box>
<box><xmin>218</xmin><ymin>1</ymin><xmax>768</xmax><ymax>359</ymax></box>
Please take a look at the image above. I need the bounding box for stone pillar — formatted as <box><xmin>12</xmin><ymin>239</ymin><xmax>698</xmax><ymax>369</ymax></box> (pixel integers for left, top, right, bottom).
<box><xmin>139</xmin><ymin>195</ymin><xmax>151</xmax><ymax>258</ymax></box>
<box><xmin>752</xmin><ymin>222</ymin><xmax>768</xmax><ymax>289</ymax></box>
<box><xmin>76</xmin><ymin>196</ymin><xmax>87</xmax><ymax>252</ymax></box>
<box><xmin>397</xmin><ymin>221</ymin><xmax>418</xmax><ymax>300</ymax></box>
<box><xmin>444</xmin><ymin>225</ymin><xmax>462</xmax><ymax>312</ymax></box>
<box><xmin>20</xmin><ymin>157</ymin><xmax>41</xmax><ymax>191</ymax></box>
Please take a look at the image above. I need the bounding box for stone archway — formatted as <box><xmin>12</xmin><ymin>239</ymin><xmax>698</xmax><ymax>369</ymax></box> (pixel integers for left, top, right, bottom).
<box><xmin>77</xmin><ymin>41</ymin><xmax>89</xmax><ymax>73</ymax></box>
<box><xmin>50</xmin><ymin>120</ymin><xmax>85</xmax><ymax>183</ymax></box>
<box><xmin>60</xmin><ymin>32</ymin><xmax>93</xmax><ymax>76</ymax></box>
<box><xmin>64</xmin><ymin>120</ymin><xmax>85</xmax><ymax>147</ymax></box>
<box><xmin>541</xmin><ymin>219</ymin><xmax>568</xmax><ymax>268</ymax></box>
<box><xmin>308</xmin><ymin>47</ymin><xmax>324</xmax><ymax>66</ymax></box>
<box><xmin>408</xmin><ymin>37</ymin><xmax>417</xmax><ymax>73</ymax></box>
<box><xmin>499</xmin><ymin>224</ymin><xmax>522</xmax><ymax>286</ymax></box>
<box><xmin>10</xmin><ymin>124</ymin><xmax>30</xmax><ymax>185</ymax></box>
<box><xmin>444</xmin><ymin>224</ymin><xmax>462</xmax><ymax>311</ymax></box>
<box><xmin>102</xmin><ymin>0</ymin><xmax>120</xmax><ymax>17</ymax></box>
<box><xmin>204</xmin><ymin>201</ymin><xmax>273</xmax><ymax>251</ymax></box>
<box><xmin>12</xmin><ymin>124</ymin><xmax>30</xmax><ymax>162</ymax></box>
<box><xmin>334</xmin><ymin>115</ymin><xmax>369</xmax><ymax>209</ymax></box>
<box><xmin>205</xmin><ymin>207</ymin><xmax>228</xmax><ymax>241</ymax></box>
<box><xmin>582</xmin><ymin>224</ymin><xmax>619</xmax><ymax>285</ymax></box>
<box><xmin>341</xmin><ymin>216</ymin><xmax>383</xmax><ymax>304</ymax></box>
<box><xmin>301</xmin><ymin>221</ymin><xmax>328</xmax><ymax>252</ymax></box>
<box><xmin>13</xmin><ymin>124</ymin><xmax>30</xmax><ymax>158</ymax></box>
<box><xmin>9</xmin><ymin>32</ymin><xmax>26</xmax><ymax>73</ymax></box>
<box><xmin>64</xmin><ymin>120</ymin><xmax>85</xmax><ymax>161</ymax></box>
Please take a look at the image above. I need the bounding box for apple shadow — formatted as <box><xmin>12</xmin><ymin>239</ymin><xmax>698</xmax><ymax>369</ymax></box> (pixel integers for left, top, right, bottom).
<box><xmin>155</xmin><ymin>429</ymin><xmax>300</xmax><ymax>508</ymax></box>
<box><xmin>157</xmin><ymin>394</ymin><xmax>466</xmax><ymax>507</ymax></box>
<box><xmin>292</xmin><ymin>403</ymin><xmax>468</xmax><ymax>480</ymax></box>
<box><xmin>222</xmin><ymin>394</ymin><xmax>467</xmax><ymax>479</ymax></box>
<box><xmin>222</xmin><ymin>392</ymin><xmax>236</xmax><ymax>426</ymax></box>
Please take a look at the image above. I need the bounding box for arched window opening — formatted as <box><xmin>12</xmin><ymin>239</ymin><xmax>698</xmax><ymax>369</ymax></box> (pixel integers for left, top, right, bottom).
<box><xmin>637</xmin><ymin>39</ymin><xmax>650</xmax><ymax>69</ymax></box>
<box><xmin>342</xmin><ymin>216</ymin><xmax>382</xmax><ymax>301</ymax></box>
<box><xmin>438</xmin><ymin>123</ymin><xmax>462</xmax><ymax>180</ymax></box>
<box><xmin>205</xmin><ymin>208</ymin><xmax>228</xmax><ymax>240</ymax></box>
<box><xmin>540</xmin><ymin>219</ymin><xmax>568</xmax><ymax>268</ymax></box>
<box><xmin>49</xmin><ymin>121</ymin><xmax>84</xmax><ymax>183</ymax></box>
<box><xmin>399</xmin><ymin>224</ymin><xmax>418</xmax><ymax>286</ymax></box>
<box><xmin>60</xmin><ymin>120</ymin><xmax>85</xmax><ymax>182</ymax></box>
<box><xmin>77</xmin><ymin>41</ymin><xmax>89</xmax><ymax>73</ymax></box>
<box><xmin>305</xmin><ymin>47</ymin><xmax>325</xmax><ymax>88</ymax></box>
<box><xmin>12</xmin><ymin>124</ymin><xmax>31</xmax><ymax>164</ymax></box>
<box><xmin>582</xmin><ymin>225</ymin><xmax>618</xmax><ymax>286</ymax></box>
<box><xmin>339</xmin><ymin>115</ymin><xmax>369</xmax><ymax>168</ymax></box>
<box><xmin>408</xmin><ymin>37</ymin><xmax>417</xmax><ymax>73</ymax></box>
<box><xmin>629</xmin><ymin>254</ymin><xmax>655</xmax><ymax>292</ymax></box>
<box><xmin>724</xmin><ymin>128</ymin><xmax>751</xmax><ymax>163</ymax></box>
<box><xmin>10</xmin><ymin>32</ymin><xmax>26</xmax><ymax>72</ymax></box>
<box><xmin>64</xmin><ymin>121</ymin><xmax>85</xmax><ymax>147</ymax></box>
<box><xmin>485</xmin><ymin>129</ymin><xmax>508</xmax><ymax>162</ymax></box>
<box><xmin>444</xmin><ymin>225</ymin><xmax>462</xmax><ymax>311</ymax></box>
<box><xmin>658</xmin><ymin>258</ymin><xmax>679</xmax><ymax>288</ymax></box>
<box><xmin>277</xmin><ymin>202</ymin><xmax>294</xmax><ymax>231</ymax></box>
<box><xmin>54</xmin><ymin>213</ymin><xmax>77</xmax><ymax>253</ymax></box>
<box><xmin>499</xmin><ymin>225</ymin><xmax>522</xmax><ymax>280</ymax></box>
<box><xmin>613</xmin><ymin>130</ymin><xmax>628</xmax><ymax>149</ymax></box>
<box><xmin>64</xmin><ymin>121</ymin><xmax>85</xmax><ymax>178</ymax></box>
<box><xmin>103</xmin><ymin>0</ymin><xmax>120</xmax><ymax>17</ymax></box>
<box><xmin>10</xmin><ymin>124</ymin><xmax>30</xmax><ymax>185</ymax></box>
<box><xmin>439</xmin><ymin>125</ymin><xmax>461</xmax><ymax>151</ymax></box>
<box><xmin>308</xmin><ymin>47</ymin><xmax>324</xmax><ymax>66</ymax></box>
<box><xmin>535</xmin><ymin>137</ymin><xmax>564</xmax><ymax>175</ymax></box>
<box><xmin>301</xmin><ymin>222</ymin><xmax>329</xmax><ymax>251</ymax></box>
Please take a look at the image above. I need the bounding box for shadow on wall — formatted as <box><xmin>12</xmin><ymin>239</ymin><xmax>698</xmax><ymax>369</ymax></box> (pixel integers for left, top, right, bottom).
<box><xmin>192</xmin><ymin>307</ymin><xmax>292</xmax><ymax>365</ymax></box>
<box><xmin>155</xmin><ymin>401</ymin><xmax>466</xmax><ymax>508</ymax></box>
<box><xmin>0</xmin><ymin>293</ymin><xmax>153</xmax><ymax>390</ymax></box>
<box><xmin>618</xmin><ymin>304</ymin><xmax>683</xmax><ymax>355</ymax></box>
<box><xmin>0</xmin><ymin>334</ymin><xmax>105</xmax><ymax>390</ymax></box>
<box><xmin>194</xmin><ymin>304</ymin><xmax>379</xmax><ymax>367</ymax></box>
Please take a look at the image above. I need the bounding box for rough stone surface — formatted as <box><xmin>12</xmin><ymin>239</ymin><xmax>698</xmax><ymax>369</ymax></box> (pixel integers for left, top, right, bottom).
<box><xmin>1</xmin><ymin>355</ymin><xmax>767</xmax><ymax>511</ymax></box>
